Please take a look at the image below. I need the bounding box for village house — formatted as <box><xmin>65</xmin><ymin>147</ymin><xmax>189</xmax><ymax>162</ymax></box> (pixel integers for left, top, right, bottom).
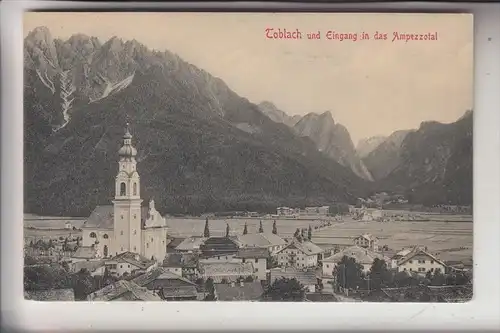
<box><xmin>70</xmin><ymin>259</ymin><xmax>107</xmax><ymax>276</ymax></box>
<box><xmin>70</xmin><ymin>246</ymin><xmax>100</xmax><ymax>262</ymax></box>
<box><xmin>132</xmin><ymin>267</ymin><xmax>200</xmax><ymax>301</ymax></box>
<box><xmin>302</xmin><ymin>206</ymin><xmax>330</xmax><ymax>216</ymax></box>
<box><xmin>269</xmin><ymin>267</ymin><xmax>318</xmax><ymax>293</ymax></box>
<box><xmin>233</xmin><ymin>248</ymin><xmax>270</xmax><ymax>281</ymax></box>
<box><xmin>199</xmin><ymin>262</ymin><xmax>255</xmax><ymax>283</ymax></box>
<box><xmin>276</xmin><ymin>240</ymin><xmax>324</xmax><ymax>269</ymax></box>
<box><xmin>353</xmin><ymin>233</ymin><xmax>379</xmax><ymax>251</ymax></box>
<box><xmin>236</xmin><ymin>233</ymin><xmax>287</xmax><ymax>255</ymax></box>
<box><xmin>395</xmin><ymin>246</ymin><xmax>447</xmax><ymax>274</ymax></box>
<box><xmin>104</xmin><ymin>251</ymin><xmax>156</xmax><ymax>277</ymax></box>
<box><xmin>81</xmin><ymin>126</ymin><xmax>168</xmax><ymax>262</ymax></box>
<box><xmin>321</xmin><ymin>245</ymin><xmax>390</xmax><ymax>278</ymax></box>
<box><xmin>162</xmin><ymin>253</ymin><xmax>199</xmax><ymax>280</ymax></box>
<box><xmin>64</xmin><ymin>221</ymin><xmax>72</xmax><ymax>230</ymax></box>
<box><xmin>87</xmin><ymin>280</ymin><xmax>162</xmax><ymax>301</ymax></box>
<box><xmin>214</xmin><ymin>281</ymin><xmax>264</xmax><ymax>301</ymax></box>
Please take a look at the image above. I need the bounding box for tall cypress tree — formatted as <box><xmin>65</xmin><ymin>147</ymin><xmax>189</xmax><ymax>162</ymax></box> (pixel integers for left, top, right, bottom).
<box><xmin>259</xmin><ymin>220</ymin><xmax>264</xmax><ymax>233</ymax></box>
<box><xmin>204</xmin><ymin>218</ymin><xmax>210</xmax><ymax>237</ymax></box>
<box><xmin>272</xmin><ymin>220</ymin><xmax>278</xmax><ymax>235</ymax></box>
<box><xmin>307</xmin><ymin>225</ymin><xmax>312</xmax><ymax>241</ymax></box>
<box><xmin>243</xmin><ymin>223</ymin><xmax>248</xmax><ymax>235</ymax></box>
<box><xmin>226</xmin><ymin>223</ymin><xmax>230</xmax><ymax>237</ymax></box>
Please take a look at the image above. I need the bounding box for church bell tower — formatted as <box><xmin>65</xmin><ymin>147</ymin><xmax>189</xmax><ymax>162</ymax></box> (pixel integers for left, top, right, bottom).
<box><xmin>112</xmin><ymin>123</ymin><xmax>143</xmax><ymax>255</ymax></box>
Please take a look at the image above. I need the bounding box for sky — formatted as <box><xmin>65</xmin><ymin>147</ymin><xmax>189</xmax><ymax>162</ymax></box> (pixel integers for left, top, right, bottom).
<box><xmin>24</xmin><ymin>12</ymin><xmax>473</xmax><ymax>144</ymax></box>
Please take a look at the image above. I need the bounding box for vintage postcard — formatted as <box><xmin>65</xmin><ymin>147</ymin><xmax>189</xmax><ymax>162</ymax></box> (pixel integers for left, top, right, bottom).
<box><xmin>23</xmin><ymin>12</ymin><xmax>473</xmax><ymax>302</ymax></box>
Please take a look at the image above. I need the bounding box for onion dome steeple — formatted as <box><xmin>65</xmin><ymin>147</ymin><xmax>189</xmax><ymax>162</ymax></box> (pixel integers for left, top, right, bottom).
<box><xmin>118</xmin><ymin>123</ymin><xmax>137</xmax><ymax>159</ymax></box>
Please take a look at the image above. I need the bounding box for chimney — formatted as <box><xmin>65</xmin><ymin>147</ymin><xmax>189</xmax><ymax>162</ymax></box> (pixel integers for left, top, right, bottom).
<box><xmin>231</xmin><ymin>282</ymin><xmax>235</xmax><ymax>287</ymax></box>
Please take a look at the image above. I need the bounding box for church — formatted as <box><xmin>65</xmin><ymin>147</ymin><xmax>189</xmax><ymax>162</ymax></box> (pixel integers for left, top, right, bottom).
<box><xmin>81</xmin><ymin>125</ymin><xmax>168</xmax><ymax>262</ymax></box>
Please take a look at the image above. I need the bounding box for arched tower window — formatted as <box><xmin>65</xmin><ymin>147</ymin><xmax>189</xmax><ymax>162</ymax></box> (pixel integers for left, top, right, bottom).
<box><xmin>120</xmin><ymin>182</ymin><xmax>126</xmax><ymax>196</ymax></box>
<box><xmin>103</xmin><ymin>234</ymin><xmax>109</xmax><ymax>239</ymax></box>
<box><xmin>90</xmin><ymin>232</ymin><xmax>97</xmax><ymax>238</ymax></box>
<box><xmin>133</xmin><ymin>182</ymin><xmax>137</xmax><ymax>196</ymax></box>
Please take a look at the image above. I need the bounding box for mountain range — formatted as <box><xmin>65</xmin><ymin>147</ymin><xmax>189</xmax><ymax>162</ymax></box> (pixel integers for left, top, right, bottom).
<box><xmin>24</xmin><ymin>27</ymin><xmax>473</xmax><ymax>216</ymax></box>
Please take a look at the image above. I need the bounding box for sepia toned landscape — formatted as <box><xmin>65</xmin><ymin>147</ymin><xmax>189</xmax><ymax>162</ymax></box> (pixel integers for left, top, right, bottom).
<box><xmin>24</xmin><ymin>12</ymin><xmax>472</xmax><ymax>302</ymax></box>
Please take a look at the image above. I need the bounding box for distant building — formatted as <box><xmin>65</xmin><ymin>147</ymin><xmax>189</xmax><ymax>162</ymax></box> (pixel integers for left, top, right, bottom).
<box><xmin>276</xmin><ymin>207</ymin><xmax>299</xmax><ymax>217</ymax></box>
<box><xmin>162</xmin><ymin>253</ymin><xmax>199</xmax><ymax>280</ymax></box>
<box><xmin>166</xmin><ymin>237</ymin><xmax>185</xmax><ymax>253</ymax></box>
<box><xmin>276</xmin><ymin>240</ymin><xmax>324</xmax><ymax>269</ymax></box>
<box><xmin>64</xmin><ymin>222</ymin><xmax>72</xmax><ymax>230</ymax></box>
<box><xmin>302</xmin><ymin>206</ymin><xmax>329</xmax><ymax>216</ymax></box>
<box><xmin>353</xmin><ymin>233</ymin><xmax>379</xmax><ymax>251</ymax></box>
<box><xmin>395</xmin><ymin>246</ymin><xmax>447</xmax><ymax>275</ymax></box>
<box><xmin>214</xmin><ymin>281</ymin><xmax>264</xmax><ymax>301</ymax></box>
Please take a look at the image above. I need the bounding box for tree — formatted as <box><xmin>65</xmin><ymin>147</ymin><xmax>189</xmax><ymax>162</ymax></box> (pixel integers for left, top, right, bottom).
<box><xmin>204</xmin><ymin>277</ymin><xmax>215</xmax><ymax>301</ymax></box>
<box><xmin>431</xmin><ymin>268</ymin><xmax>446</xmax><ymax>286</ymax></box>
<box><xmin>63</xmin><ymin>237</ymin><xmax>69</xmax><ymax>252</ymax></box>
<box><xmin>307</xmin><ymin>225</ymin><xmax>312</xmax><ymax>241</ymax></box>
<box><xmin>272</xmin><ymin>220</ymin><xmax>277</xmax><ymax>235</ymax></box>
<box><xmin>244</xmin><ymin>276</ymin><xmax>254</xmax><ymax>282</ymax></box>
<box><xmin>258</xmin><ymin>220</ymin><xmax>264</xmax><ymax>233</ymax></box>
<box><xmin>76</xmin><ymin>237</ymin><xmax>80</xmax><ymax>247</ymax></box>
<box><xmin>368</xmin><ymin>258</ymin><xmax>391</xmax><ymax>290</ymax></box>
<box><xmin>29</xmin><ymin>240</ymin><xmax>34</xmax><ymax>247</ymax></box>
<box><xmin>265</xmin><ymin>277</ymin><xmax>306</xmax><ymax>301</ymax></box>
<box><xmin>203</xmin><ymin>218</ymin><xmax>210</xmax><ymax>238</ymax></box>
<box><xmin>225</xmin><ymin>223</ymin><xmax>230</xmax><ymax>237</ymax></box>
<box><xmin>243</xmin><ymin>223</ymin><xmax>248</xmax><ymax>235</ymax></box>
<box><xmin>293</xmin><ymin>228</ymin><xmax>300</xmax><ymax>238</ymax></box>
<box><xmin>71</xmin><ymin>269</ymin><xmax>94</xmax><ymax>300</ymax></box>
<box><xmin>221</xmin><ymin>278</ymin><xmax>229</xmax><ymax>284</ymax></box>
<box><xmin>267</xmin><ymin>256</ymin><xmax>279</xmax><ymax>269</ymax></box>
<box><xmin>333</xmin><ymin>256</ymin><xmax>364</xmax><ymax>290</ymax></box>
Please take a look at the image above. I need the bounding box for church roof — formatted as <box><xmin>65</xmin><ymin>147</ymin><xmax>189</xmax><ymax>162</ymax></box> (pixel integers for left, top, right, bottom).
<box><xmin>83</xmin><ymin>205</ymin><xmax>151</xmax><ymax>230</ymax></box>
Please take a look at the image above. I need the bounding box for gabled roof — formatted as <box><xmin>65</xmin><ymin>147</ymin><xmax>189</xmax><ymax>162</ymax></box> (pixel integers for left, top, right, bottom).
<box><xmin>269</xmin><ymin>267</ymin><xmax>318</xmax><ymax>286</ymax></box>
<box><xmin>214</xmin><ymin>282</ymin><xmax>264</xmax><ymax>301</ymax></box>
<box><xmin>162</xmin><ymin>285</ymin><xmax>199</xmax><ymax>298</ymax></box>
<box><xmin>235</xmin><ymin>247</ymin><xmax>270</xmax><ymax>259</ymax></box>
<box><xmin>175</xmin><ymin>237</ymin><xmax>207</xmax><ymax>251</ymax></box>
<box><xmin>108</xmin><ymin>251</ymin><xmax>155</xmax><ymax>270</ymax></box>
<box><xmin>132</xmin><ymin>267</ymin><xmax>196</xmax><ymax>287</ymax></box>
<box><xmin>166</xmin><ymin>237</ymin><xmax>185</xmax><ymax>249</ymax></box>
<box><xmin>397</xmin><ymin>247</ymin><xmax>446</xmax><ymax>267</ymax></box>
<box><xmin>83</xmin><ymin>205</ymin><xmax>150</xmax><ymax>229</ymax></box>
<box><xmin>200</xmin><ymin>262</ymin><xmax>254</xmax><ymax>277</ymax></box>
<box><xmin>277</xmin><ymin>241</ymin><xmax>323</xmax><ymax>256</ymax></box>
<box><xmin>88</xmin><ymin>280</ymin><xmax>162</xmax><ymax>301</ymax></box>
<box><xmin>72</xmin><ymin>246</ymin><xmax>97</xmax><ymax>259</ymax></box>
<box><xmin>72</xmin><ymin>259</ymin><xmax>106</xmax><ymax>273</ymax></box>
<box><xmin>323</xmin><ymin>245</ymin><xmax>388</xmax><ymax>265</ymax></box>
<box><xmin>25</xmin><ymin>289</ymin><xmax>75</xmax><ymax>301</ymax></box>
<box><xmin>236</xmin><ymin>233</ymin><xmax>286</xmax><ymax>248</ymax></box>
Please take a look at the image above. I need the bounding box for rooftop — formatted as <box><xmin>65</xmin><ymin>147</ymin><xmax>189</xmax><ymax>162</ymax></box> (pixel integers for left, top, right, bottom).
<box><xmin>88</xmin><ymin>280</ymin><xmax>162</xmax><ymax>301</ymax></box>
<box><xmin>162</xmin><ymin>253</ymin><xmax>199</xmax><ymax>268</ymax></box>
<box><xmin>108</xmin><ymin>251</ymin><xmax>155</xmax><ymax>270</ymax></box>
<box><xmin>83</xmin><ymin>205</ymin><xmax>152</xmax><ymax>230</ymax></box>
<box><xmin>323</xmin><ymin>245</ymin><xmax>388</xmax><ymax>265</ymax></box>
<box><xmin>269</xmin><ymin>267</ymin><xmax>318</xmax><ymax>286</ymax></box>
<box><xmin>132</xmin><ymin>267</ymin><xmax>196</xmax><ymax>287</ymax></box>
<box><xmin>24</xmin><ymin>289</ymin><xmax>75</xmax><ymax>301</ymax></box>
<box><xmin>214</xmin><ymin>282</ymin><xmax>264</xmax><ymax>301</ymax></box>
<box><xmin>200</xmin><ymin>262</ymin><xmax>254</xmax><ymax>277</ymax></box>
<box><xmin>279</xmin><ymin>241</ymin><xmax>323</xmax><ymax>256</ymax></box>
<box><xmin>234</xmin><ymin>247</ymin><xmax>270</xmax><ymax>259</ymax></box>
<box><xmin>237</xmin><ymin>233</ymin><xmax>286</xmax><ymax>248</ymax></box>
<box><xmin>175</xmin><ymin>237</ymin><xmax>207</xmax><ymax>251</ymax></box>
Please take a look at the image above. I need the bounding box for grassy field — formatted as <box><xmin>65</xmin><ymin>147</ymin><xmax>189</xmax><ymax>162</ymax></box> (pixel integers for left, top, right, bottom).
<box><xmin>23</xmin><ymin>211</ymin><xmax>472</xmax><ymax>263</ymax></box>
